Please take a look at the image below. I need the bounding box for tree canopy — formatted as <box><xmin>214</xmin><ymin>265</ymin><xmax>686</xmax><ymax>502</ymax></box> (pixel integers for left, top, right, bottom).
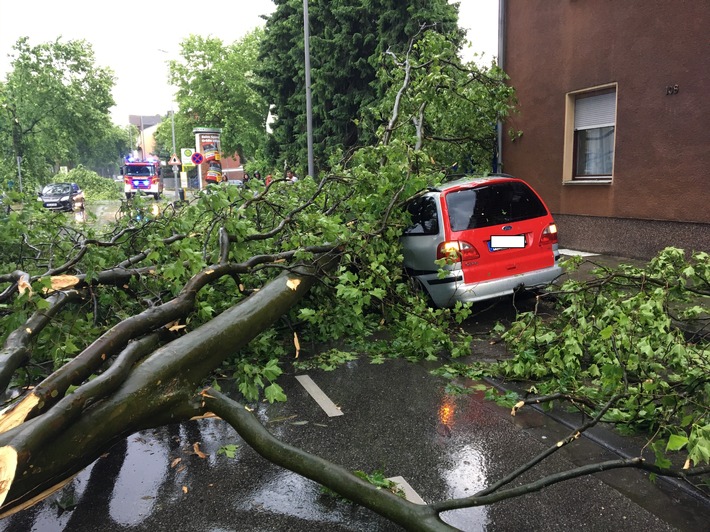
<box><xmin>161</xmin><ymin>2</ymin><xmax>508</xmax><ymax>176</ymax></box>
<box><xmin>161</xmin><ymin>30</ymin><xmax>269</xmax><ymax>162</ymax></box>
<box><xmin>0</xmin><ymin>37</ymin><xmax>126</xmax><ymax>188</ymax></box>
<box><xmin>255</xmin><ymin>0</ymin><xmax>463</xmax><ymax>174</ymax></box>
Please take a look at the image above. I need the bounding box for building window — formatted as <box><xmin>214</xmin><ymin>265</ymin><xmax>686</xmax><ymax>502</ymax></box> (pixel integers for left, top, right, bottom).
<box><xmin>563</xmin><ymin>85</ymin><xmax>617</xmax><ymax>183</ymax></box>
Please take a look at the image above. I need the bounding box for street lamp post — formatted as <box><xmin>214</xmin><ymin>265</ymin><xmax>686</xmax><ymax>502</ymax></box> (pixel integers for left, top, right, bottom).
<box><xmin>170</xmin><ymin>109</ymin><xmax>179</xmax><ymax>199</ymax></box>
<box><xmin>159</xmin><ymin>48</ymin><xmax>181</xmax><ymax>200</ymax></box>
<box><xmin>303</xmin><ymin>0</ymin><xmax>314</xmax><ymax>179</ymax></box>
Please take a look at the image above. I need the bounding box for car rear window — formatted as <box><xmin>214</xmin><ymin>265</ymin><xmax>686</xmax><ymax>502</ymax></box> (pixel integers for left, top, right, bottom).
<box><xmin>445</xmin><ymin>181</ymin><xmax>548</xmax><ymax>231</ymax></box>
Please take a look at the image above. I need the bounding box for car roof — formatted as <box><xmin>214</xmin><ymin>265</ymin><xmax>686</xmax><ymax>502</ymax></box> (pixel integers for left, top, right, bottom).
<box><xmin>43</xmin><ymin>182</ymin><xmax>80</xmax><ymax>189</ymax></box>
<box><xmin>428</xmin><ymin>174</ymin><xmax>519</xmax><ymax>193</ymax></box>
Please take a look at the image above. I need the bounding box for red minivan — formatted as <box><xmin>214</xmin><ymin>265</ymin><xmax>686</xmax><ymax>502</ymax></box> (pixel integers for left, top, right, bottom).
<box><xmin>401</xmin><ymin>176</ymin><xmax>561</xmax><ymax>308</ymax></box>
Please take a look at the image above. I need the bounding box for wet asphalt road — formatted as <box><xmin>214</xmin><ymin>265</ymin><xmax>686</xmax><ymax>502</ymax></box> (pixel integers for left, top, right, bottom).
<box><xmin>3</xmin><ymin>313</ymin><xmax>709</xmax><ymax>531</ymax></box>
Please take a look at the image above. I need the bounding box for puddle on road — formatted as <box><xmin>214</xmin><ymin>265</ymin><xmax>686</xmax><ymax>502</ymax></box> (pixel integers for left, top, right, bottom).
<box><xmin>0</xmin><ymin>412</ymin><xmax>396</xmax><ymax>531</ymax></box>
<box><xmin>108</xmin><ymin>436</ymin><xmax>168</xmax><ymax>525</ymax></box>
<box><xmin>234</xmin><ymin>470</ymin><xmax>341</xmax><ymax>524</ymax></box>
<box><xmin>434</xmin><ymin>392</ymin><xmax>491</xmax><ymax>531</ymax></box>
<box><xmin>438</xmin><ymin>442</ymin><xmax>490</xmax><ymax>531</ymax></box>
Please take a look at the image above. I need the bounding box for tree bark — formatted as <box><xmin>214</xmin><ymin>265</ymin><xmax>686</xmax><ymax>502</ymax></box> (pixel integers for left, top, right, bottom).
<box><xmin>0</xmin><ymin>260</ymin><xmax>329</xmax><ymax>517</ymax></box>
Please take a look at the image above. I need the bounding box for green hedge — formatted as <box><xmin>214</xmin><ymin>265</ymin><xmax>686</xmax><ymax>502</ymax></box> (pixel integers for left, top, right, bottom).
<box><xmin>54</xmin><ymin>166</ymin><xmax>122</xmax><ymax>201</ymax></box>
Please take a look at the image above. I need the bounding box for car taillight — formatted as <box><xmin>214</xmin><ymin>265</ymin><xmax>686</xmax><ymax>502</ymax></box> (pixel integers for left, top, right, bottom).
<box><xmin>540</xmin><ymin>223</ymin><xmax>558</xmax><ymax>246</ymax></box>
<box><xmin>436</xmin><ymin>241</ymin><xmax>480</xmax><ymax>262</ymax></box>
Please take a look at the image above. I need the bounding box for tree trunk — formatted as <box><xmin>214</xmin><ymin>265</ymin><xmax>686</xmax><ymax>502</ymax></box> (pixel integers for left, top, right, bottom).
<box><xmin>0</xmin><ymin>263</ymin><xmax>323</xmax><ymax>517</ymax></box>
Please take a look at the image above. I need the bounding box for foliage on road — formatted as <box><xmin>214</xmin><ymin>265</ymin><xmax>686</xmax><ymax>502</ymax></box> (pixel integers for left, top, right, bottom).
<box><xmin>437</xmin><ymin>248</ymin><xmax>710</xmax><ymax>475</ymax></box>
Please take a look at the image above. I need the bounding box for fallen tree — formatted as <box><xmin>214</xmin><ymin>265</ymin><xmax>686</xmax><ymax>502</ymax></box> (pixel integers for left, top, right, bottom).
<box><xmin>0</xmin><ymin>259</ymin><xmax>333</xmax><ymax>514</ymax></box>
<box><xmin>0</xmin><ymin>29</ymin><xmax>708</xmax><ymax>531</ymax></box>
<box><xmin>1</xmin><ymin>177</ymin><xmax>708</xmax><ymax>530</ymax></box>
<box><xmin>0</xmin><ymin>176</ymin><xmax>353</xmax><ymax>511</ymax></box>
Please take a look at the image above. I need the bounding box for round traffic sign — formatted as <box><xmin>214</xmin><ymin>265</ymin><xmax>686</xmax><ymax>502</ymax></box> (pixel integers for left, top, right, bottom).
<box><xmin>191</xmin><ymin>152</ymin><xmax>204</xmax><ymax>165</ymax></box>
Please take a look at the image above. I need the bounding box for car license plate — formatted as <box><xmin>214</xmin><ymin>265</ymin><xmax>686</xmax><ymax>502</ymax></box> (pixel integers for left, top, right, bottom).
<box><xmin>489</xmin><ymin>235</ymin><xmax>526</xmax><ymax>251</ymax></box>
<box><xmin>45</xmin><ymin>203</ymin><xmax>57</xmax><ymax>207</ymax></box>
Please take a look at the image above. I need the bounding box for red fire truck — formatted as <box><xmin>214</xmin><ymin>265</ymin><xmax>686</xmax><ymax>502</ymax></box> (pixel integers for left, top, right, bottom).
<box><xmin>123</xmin><ymin>159</ymin><xmax>163</xmax><ymax>200</ymax></box>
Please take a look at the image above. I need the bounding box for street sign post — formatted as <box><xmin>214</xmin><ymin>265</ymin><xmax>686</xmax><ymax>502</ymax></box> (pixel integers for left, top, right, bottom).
<box><xmin>181</xmin><ymin>148</ymin><xmax>196</xmax><ymax>168</ymax></box>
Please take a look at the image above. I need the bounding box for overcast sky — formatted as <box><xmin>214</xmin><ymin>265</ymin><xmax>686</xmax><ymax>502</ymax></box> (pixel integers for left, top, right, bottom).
<box><xmin>0</xmin><ymin>0</ymin><xmax>499</xmax><ymax>126</ymax></box>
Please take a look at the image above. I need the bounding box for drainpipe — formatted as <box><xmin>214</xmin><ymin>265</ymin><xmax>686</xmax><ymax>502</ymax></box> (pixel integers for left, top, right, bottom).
<box><xmin>496</xmin><ymin>0</ymin><xmax>507</xmax><ymax>173</ymax></box>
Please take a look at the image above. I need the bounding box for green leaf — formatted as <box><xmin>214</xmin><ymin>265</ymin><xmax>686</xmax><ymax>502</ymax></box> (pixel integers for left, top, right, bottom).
<box><xmin>264</xmin><ymin>383</ymin><xmax>287</xmax><ymax>403</ymax></box>
<box><xmin>34</xmin><ymin>298</ymin><xmax>51</xmax><ymax>310</ymax></box>
<box><xmin>599</xmin><ymin>325</ymin><xmax>613</xmax><ymax>340</ymax></box>
<box><xmin>666</xmin><ymin>434</ymin><xmax>688</xmax><ymax>452</ymax></box>
<box><xmin>217</xmin><ymin>444</ymin><xmax>240</xmax><ymax>458</ymax></box>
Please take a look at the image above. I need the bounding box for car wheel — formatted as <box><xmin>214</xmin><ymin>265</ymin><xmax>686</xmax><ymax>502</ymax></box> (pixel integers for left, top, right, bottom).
<box><xmin>405</xmin><ymin>272</ymin><xmax>438</xmax><ymax>308</ymax></box>
<box><xmin>154</xmin><ymin>193</ymin><xmax>160</xmax><ymax>200</ymax></box>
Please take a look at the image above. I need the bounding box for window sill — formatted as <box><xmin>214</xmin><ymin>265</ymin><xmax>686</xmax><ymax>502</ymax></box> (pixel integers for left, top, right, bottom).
<box><xmin>563</xmin><ymin>179</ymin><xmax>612</xmax><ymax>185</ymax></box>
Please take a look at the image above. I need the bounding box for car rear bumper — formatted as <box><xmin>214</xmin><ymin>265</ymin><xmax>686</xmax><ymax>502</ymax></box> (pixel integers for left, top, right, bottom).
<box><xmin>417</xmin><ymin>264</ymin><xmax>563</xmax><ymax>308</ymax></box>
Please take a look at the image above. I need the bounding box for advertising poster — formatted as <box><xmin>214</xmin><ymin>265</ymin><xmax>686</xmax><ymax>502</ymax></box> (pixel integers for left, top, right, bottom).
<box><xmin>193</xmin><ymin>128</ymin><xmax>224</xmax><ymax>188</ymax></box>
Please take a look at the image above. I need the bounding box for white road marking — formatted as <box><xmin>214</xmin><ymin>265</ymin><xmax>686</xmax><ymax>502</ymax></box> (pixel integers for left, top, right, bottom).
<box><xmin>387</xmin><ymin>476</ymin><xmax>426</xmax><ymax>505</ymax></box>
<box><xmin>295</xmin><ymin>375</ymin><xmax>344</xmax><ymax>417</ymax></box>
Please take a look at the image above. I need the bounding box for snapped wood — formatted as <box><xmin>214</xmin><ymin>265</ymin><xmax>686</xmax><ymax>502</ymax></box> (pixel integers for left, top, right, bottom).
<box><xmin>0</xmin><ymin>393</ymin><xmax>40</xmax><ymax>434</ymax></box>
<box><xmin>0</xmin><ymin>446</ymin><xmax>17</xmax><ymax>508</ymax></box>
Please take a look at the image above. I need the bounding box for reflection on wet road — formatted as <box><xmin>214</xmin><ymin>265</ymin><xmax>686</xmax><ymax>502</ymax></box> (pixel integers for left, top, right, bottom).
<box><xmin>109</xmin><ymin>436</ymin><xmax>168</xmax><ymax>525</ymax></box>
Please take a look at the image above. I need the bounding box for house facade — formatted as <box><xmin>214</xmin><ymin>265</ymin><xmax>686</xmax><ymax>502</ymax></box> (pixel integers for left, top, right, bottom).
<box><xmin>499</xmin><ymin>1</ymin><xmax>709</xmax><ymax>259</ymax></box>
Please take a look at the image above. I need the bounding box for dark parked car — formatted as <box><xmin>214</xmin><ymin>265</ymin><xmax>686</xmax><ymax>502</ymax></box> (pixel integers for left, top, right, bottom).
<box><xmin>38</xmin><ymin>183</ymin><xmax>85</xmax><ymax>212</ymax></box>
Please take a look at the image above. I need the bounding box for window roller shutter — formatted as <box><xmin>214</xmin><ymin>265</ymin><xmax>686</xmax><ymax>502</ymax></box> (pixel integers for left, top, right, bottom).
<box><xmin>575</xmin><ymin>92</ymin><xmax>616</xmax><ymax>130</ymax></box>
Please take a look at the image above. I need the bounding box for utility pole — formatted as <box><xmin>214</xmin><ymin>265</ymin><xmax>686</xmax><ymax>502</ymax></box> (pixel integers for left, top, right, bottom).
<box><xmin>303</xmin><ymin>0</ymin><xmax>314</xmax><ymax>179</ymax></box>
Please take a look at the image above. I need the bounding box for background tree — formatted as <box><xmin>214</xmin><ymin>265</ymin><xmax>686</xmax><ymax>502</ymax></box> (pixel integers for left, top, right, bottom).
<box><xmin>164</xmin><ymin>30</ymin><xmax>269</xmax><ymax>163</ymax></box>
<box><xmin>255</xmin><ymin>0</ymin><xmax>461</xmax><ymax>174</ymax></box>
<box><xmin>0</xmin><ymin>37</ymin><xmax>116</xmax><ymax>190</ymax></box>
<box><xmin>366</xmin><ymin>29</ymin><xmax>515</xmax><ymax>175</ymax></box>
<box><xmin>76</xmin><ymin>123</ymin><xmax>133</xmax><ymax>178</ymax></box>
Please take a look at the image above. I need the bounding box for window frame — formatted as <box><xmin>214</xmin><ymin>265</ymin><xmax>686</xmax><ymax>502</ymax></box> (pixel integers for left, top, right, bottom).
<box><xmin>563</xmin><ymin>84</ymin><xmax>617</xmax><ymax>184</ymax></box>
